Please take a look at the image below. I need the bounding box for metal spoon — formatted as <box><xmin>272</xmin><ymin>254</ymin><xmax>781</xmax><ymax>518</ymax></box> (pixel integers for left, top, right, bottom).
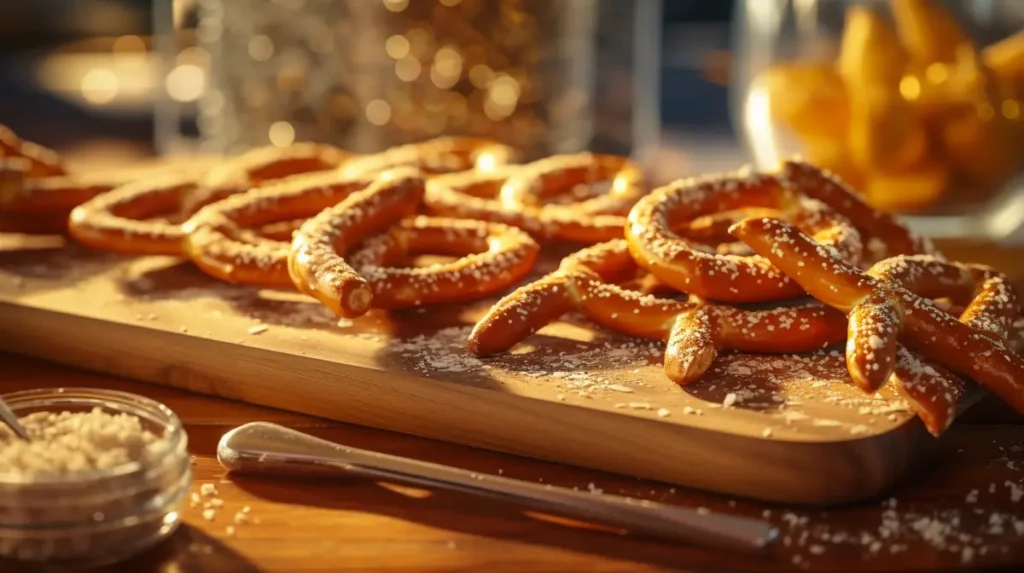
<box><xmin>217</xmin><ymin>421</ymin><xmax>778</xmax><ymax>553</ymax></box>
<box><xmin>0</xmin><ymin>396</ymin><xmax>30</xmax><ymax>441</ymax></box>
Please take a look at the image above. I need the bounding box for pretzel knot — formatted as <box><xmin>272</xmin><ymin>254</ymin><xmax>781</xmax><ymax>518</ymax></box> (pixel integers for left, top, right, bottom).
<box><xmin>67</xmin><ymin>143</ymin><xmax>352</xmax><ymax>255</ymax></box>
<box><xmin>425</xmin><ymin>152</ymin><xmax>647</xmax><ymax>244</ymax></box>
<box><xmin>289</xmin><ymin>168</ymin><xmax>539</xmax><ymax>318</ymax></box>
<box><xmin>338</xmin><ymin>136</ymin><xmax>516</xmax><ymax>178</ymax></box>
<box><xmin>182</xmin><ymin>170</ymin><xmax>380</xmax><ymax>287</ymax></box>
<box><xmin>731</xmin><ymin>217</ymin><xmax>1024</xmax><ymax>422</ymax></box>
<box><xmin>0</xmin><ymin>125</ymin><xmax>65</xmax><ymax>178</ymax></box>
<box><xmin>626</xmin><ymin>170</ymin><xmax>863</xmax><ymax>302</ymax></box>
<box><xmin>469</xmin><ymin>238</ymin><xmax>848</xmax><ymax>384</ymax></box>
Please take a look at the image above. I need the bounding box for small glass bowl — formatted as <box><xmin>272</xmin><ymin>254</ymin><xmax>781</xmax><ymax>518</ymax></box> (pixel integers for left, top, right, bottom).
<box><xmin>0</xmin><ymin>388</ymin><xmax>191</xmax><ymax>571</ymax></box>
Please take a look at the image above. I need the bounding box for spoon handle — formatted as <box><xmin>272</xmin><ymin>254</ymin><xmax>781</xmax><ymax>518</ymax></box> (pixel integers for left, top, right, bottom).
<box><xmin>0</xmin><ymin>397</ymin><xmax>30</xmax><ymax>441</ymax></box>
<box><xmin>217</xmin><ymin>422</ymin><xmax>777</xmax><ymax>552</ymax></box>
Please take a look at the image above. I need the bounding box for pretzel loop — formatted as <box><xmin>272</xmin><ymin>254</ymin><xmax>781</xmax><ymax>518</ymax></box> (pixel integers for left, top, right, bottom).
<box><xmin>626</xmin><ymin>171</ymin><xmax>863</xmax><ymax>302</ymax></box>
<box><xmin>183</xmin><ymin>170</ymin><xmax>380</xmax><ymax>287</ymax></box>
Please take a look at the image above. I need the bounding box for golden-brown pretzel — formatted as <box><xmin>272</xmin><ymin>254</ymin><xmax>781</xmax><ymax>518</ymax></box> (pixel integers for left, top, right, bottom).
<box><xmin>425</xmin><ymin>153</ymin><xmax>646</xmax><ymax>244</ymax></box>
<box><xmin>182</xmin><ymin>170</ymin><xmax>380</xmax><ymax>288</ymax></box>
<box><xmin>68</xmin><ymin>173</ymin><xmax>198</xmax><ymax>255</ymax></box>
<box><xmin>730</xmin><ymin>217</ymin><xmax>1024</xmax><ymax>416</ymax></box>
<box><xmin>66</xmin><ymin>144</ymin><xmax>353</xmax><ymax>254</ymax></box>
<box><xmin>180</xmin><ymin>143</ymin><xmax>353</xmax><ymax>215</ymax></box>
<box><xmin>0</xmin><ymin>125</ymin><xmax>65</xmax><ymax>177</ymax></box>
<box><xmin>289</xmin><ymin>168</ymin><xmax>538</xmax><ymax>318</ymax></box>
<box><xmin>626</xmin><ymin>170</ymin><xmax>863</xmax><ymax>302</ymax></box>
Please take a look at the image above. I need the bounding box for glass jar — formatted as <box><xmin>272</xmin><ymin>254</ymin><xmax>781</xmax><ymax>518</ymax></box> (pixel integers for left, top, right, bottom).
<box><xmin>731</xmin><ymin>0</ymin><xmax>1024</xmax><ymax>241</ymax></box>
<box><xmin>0</xmin><ymin>388</ymin><xmax>191</xmax><ymax>571</ymax></box>
<box><xmin>153</xmin><ymin>0</ymin><xmax>662</xmax><ymax>166</ymax></box>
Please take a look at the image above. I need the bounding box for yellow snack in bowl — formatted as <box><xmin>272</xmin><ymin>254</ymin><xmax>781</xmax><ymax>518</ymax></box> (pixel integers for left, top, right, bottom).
<box><xmin>890</xmin><ymin>0</ymin><xmax>971</xmax><ymax>64</ymax></box>
<box><xmin>864</xmin><ymin>158</ymin><xmax>950</xmax><ymax>213</ymax></box>
<box><xmin>941</xmin><ymin>104</ymin><xmax>1023</xmax><ymax>188</ymax></box>
<box><xmin>983</xmin><ymin>29</ymin><xmax>1024</xmax><ymax>82</ymax></box>
<box><xmin>758</xmin><ymin>63</ymin><xmax>850</xmax><ymax>140</ymax></box>
<box><xmin>848</xmin><ymin>88</ymin><xmax>929</xmax><ymax>173</ymax></box>
<box><xmin>838</xmin><ymin>5</ymin><xmax>907</xmax><ymax>88</ymax></box>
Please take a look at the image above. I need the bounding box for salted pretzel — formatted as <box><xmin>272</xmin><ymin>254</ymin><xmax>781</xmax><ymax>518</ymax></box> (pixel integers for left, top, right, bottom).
<box><xmin>180</xmin><ymin>142</ymin><xmax>353</xmax><ymax>215</ymax></box>
<box><xmin>66</xmin><ymin>144</ymin><xmax>352</xmax><ymax>254</ymax></box>
<box><xmin>777</xmin><ymin>160</ymin><xmax>933</xmax><ymax>259</ymax></box>
<box><xmin>470</xmin><ymin>239</ymin><xmax>849</xmax><ymax>384</ymax></box>
<box><xmin>425</xmin><ymin>153</ymin><xmax>646</xmax><ymax>244</ymax></box>
<box><xmin>182</xmin><ymin>170</ymin><xmax>380</xmax><ymax>287</ymax></box>
<box><xmin>289</xmin><ymin>168</ymin><xmax>539</xmax><ymax>318</ymax></box>
<box><xmin>338</xmin><ymin>137</ymin><xmax>516</xmax><ymax>178</ymax></box>
<box><xmin>626</xmin><ymin>170</ymin><xmax>863</xmax><ymax>302</ymax></box>
<box><xmin>730</xmin><ymin>217</ymin><xmax>1024</xmax><ymax>416</ymax></box>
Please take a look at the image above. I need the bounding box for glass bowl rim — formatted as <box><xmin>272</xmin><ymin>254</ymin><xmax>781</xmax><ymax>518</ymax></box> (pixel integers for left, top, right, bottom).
<box><xmin>0</xmin><ymin>387</ymin><xmax>186</xmax><ymax>487</ymax></box>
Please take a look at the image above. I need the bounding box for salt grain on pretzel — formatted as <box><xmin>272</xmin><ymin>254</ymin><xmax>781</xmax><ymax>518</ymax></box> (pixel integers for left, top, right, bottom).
<box><xmin>180</xmin><ymin>142</ymin><xmax>352</xmax><ymax>215</ymax></box>
<box><xmin>184</xmin><ymin>170</ymin><xmax>380</xmax><ymax>287</ymax></box>
<box><xmin>626</xmin><ymin>171</ymin><xmax>862</xmax><ymax>302</ymax></box>
<box><xmin>730</xmin><ymin>217</ymin><xmax>1024</xmax><ymax>416</ymax></box>
<box><xmin>338</xmin><ymin>136</ymin><xmax>515</xmax><ymax>178</ymax></box>
<box><xmin>426</xmin><ymin>153</ymin><xmax>646</xmax><ymax>244</ymax></box>
<box><xmin>347</xmin><ymin>215</ymin><xmax>539</xmax><ymax>310</ymax></box>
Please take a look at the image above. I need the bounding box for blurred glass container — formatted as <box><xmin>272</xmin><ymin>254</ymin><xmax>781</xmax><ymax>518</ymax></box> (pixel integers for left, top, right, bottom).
<box><xmin>731</xmin><ymin>0</ymin><xmax>1024</xmax><ymax>241</ymax></box>
<box><xmin>154</xmin><ymin>0</ymin><xmax>662</xmax><ymax>166</ymax></box>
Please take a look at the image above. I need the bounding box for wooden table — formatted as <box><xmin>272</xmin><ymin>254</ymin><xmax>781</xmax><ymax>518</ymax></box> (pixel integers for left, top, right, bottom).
<box><xmin>1</xmin><ymin>349</ymin><xmax>1022</xmax><ymax>573</ymax></box>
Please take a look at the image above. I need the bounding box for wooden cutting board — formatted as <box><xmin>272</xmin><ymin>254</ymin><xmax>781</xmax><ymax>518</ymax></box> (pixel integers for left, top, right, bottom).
<box><xmin>0</xmin><ymin>233</ymin><xmax>975</xmax><ymax>506</ymax></box>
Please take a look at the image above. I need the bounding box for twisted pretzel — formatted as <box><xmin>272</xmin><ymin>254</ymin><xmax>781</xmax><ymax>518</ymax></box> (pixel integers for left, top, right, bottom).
<box><xmin>180</xmin><ymin>143</ymin><xmax>352</xmax><ymax>215</ymax></box>
<box><xmin>68</xmin><ymin>173</ymin><xmax>198</xmax><ymax>255</ymax></box>
<box><xmin>338</xmin><ymin>137</ymin><xmax>516</xmax><ymax>178</ymax></box>
<box><xmin>425</xmin><ymin>153</ymin><xmax>646</xmax><ymax>244</ymax></box>
<box><xmin>626</xmin><ymin>170</ymin><xmax>863</xmax><ymax>302</ymax></box>
<box><xmin>182</xmin><ymin>170</ymin><xmax>379</xmax><ymax>287</ymax></box>
<box><xmin>289</xmin><ymin>169</ymin><xmax>538</xmax><ymax>318</ymax></box>
<box><xmin>0</xmin><ymin>125</ymin><xmax>65</xmax><ymax>177</ymax></box>
<box><xmin>67</xmin><ymin>144</ymin><xmax>352</xmax><ymax>255</ymax></box>
<box><xmin>730</xmin><ymin>217</ymin><xmax>1024</xmax><ymax>416</ymax></box>
<box><xmin>470</xmin><ymin>239</ymin><xmax>849</xmax><ymax>384</ymax></box>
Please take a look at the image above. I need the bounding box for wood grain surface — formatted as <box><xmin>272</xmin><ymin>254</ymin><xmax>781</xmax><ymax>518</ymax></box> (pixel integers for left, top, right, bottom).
<box><xmin>1</xmin><ymin>352</ymin><xmax>1022</xmax><ymax>573</ymax></box>
<box><xmin>0</xmin><ymin>232</ymin><xmax>977</xmax><ymax>504</ymax></box>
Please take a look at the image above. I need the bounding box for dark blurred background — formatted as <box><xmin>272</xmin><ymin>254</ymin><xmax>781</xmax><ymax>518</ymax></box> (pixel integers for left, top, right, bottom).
<box><xmin>0</xmin><ymin>1</ymin><xmax>735</xmax><ymax>160</ymax></box>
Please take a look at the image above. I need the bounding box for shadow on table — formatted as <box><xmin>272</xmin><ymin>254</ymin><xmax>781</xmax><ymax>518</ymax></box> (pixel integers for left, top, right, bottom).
<box><xmin>95</xmin><ymin>525</ymin><xmax>261</xmax><ymax>573</ymax></box>
<box><xmin>229</xmin><ymin>473</ymin><xmax>784</xmax><ymax>572</ymax></box>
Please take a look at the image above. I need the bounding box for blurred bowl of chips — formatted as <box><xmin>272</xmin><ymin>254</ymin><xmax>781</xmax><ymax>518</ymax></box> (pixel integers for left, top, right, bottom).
<box><xmin>732</xmin><ymin>0</ymin><xmax>1024</xmax><ymax>239</ymax></box>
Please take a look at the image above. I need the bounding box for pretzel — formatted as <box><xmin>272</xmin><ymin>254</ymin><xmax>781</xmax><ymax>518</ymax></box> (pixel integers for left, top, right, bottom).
<box><xmin>777</xmin><ymin>160</ymin><xmax>933</xmax><ymax>259</ymax></box>
<box><xmin>289</xmin><ymin>168</ymin><xmax>538</xmax><ymax>318</ymax></box>
<box><xmin>65</xmin><ymin>144</ymin><xmax>352</xmax><ymax>254</ymax></box>
<box><xmin>67</xmin><ymin>173</ymin><xmax>198</xmax><ymax>255</ymax></box>
<box><xmin>626</xmin><ymin>170</ymin><xmax>863</xmax><ymax>302</ymax></box>
<box><xmin>337</xmin><ymin>136</ymin><xmax>516</xmax><ymax>178</ymax></box>
<box><xmin>347</xmin><ymin>216</ymin><xmax>539</xmax><ymax>311</ymax></box>
<box><xmin>0</xmin><ymin>125</ymin><xmax>65</xmax><ymax>177</ymax></box>
<box><xmin>730</xmin><ymin>217</ymin><xmax>1024</xmax><ymax>416</ymax></box>
<box><xmin>182</xmin><ymin>170</ymin><xmax>379</xmax><ymax>287</ymax></box>
<box><xmin>470</xmin><ymin>239</ymin><xmax>849</xmax><ymax>384</ymax></box>
<box><xmin>425</xmin><ymin>153</ymin><xmax>646</xmax><ymax>244</ymax></box>
<box><xmin>180</xmin><ymin>142</ymin><xmax>352</xmax><ymax>215</ymax></box>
